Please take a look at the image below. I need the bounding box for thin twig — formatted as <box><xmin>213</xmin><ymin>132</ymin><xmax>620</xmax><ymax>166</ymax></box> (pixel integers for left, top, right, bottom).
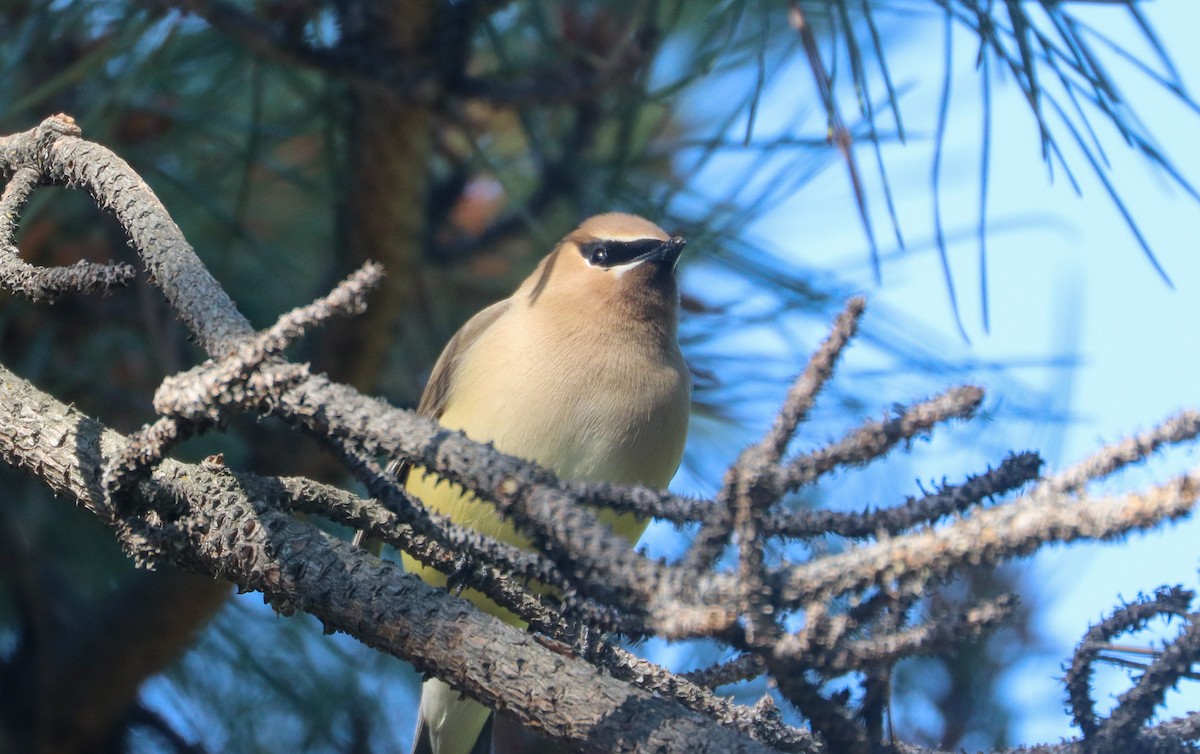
<box><xmin>777</xmin><ymin>385</ymin><xmax>985</xmax><ymax>493</ymax></box>
<box><xmin>776</xmin><ymin>468</ymin><xmax>1200</xmax><ymax>608</ymax></box>
<box><xmin>0</xmin><ymin>165</ymin><xmax>137</xmax><ymax>300</ymax></box>
<box><xmin>763</xmin><ymin>451</ymin><xmax>1042</xmax><ymax>539</ymax></box>
<box><xmin>1048</xmin><ymin>410</ymin><xmax>1200</xmax><ymax>493</ymax></box>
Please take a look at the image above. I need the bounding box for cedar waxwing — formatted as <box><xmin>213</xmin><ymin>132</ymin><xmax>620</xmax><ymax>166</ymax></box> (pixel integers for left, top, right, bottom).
<box><xmin>369</xmin><ymin>213</ymin><xmax>691</xmax><ymax>754</ymax></box>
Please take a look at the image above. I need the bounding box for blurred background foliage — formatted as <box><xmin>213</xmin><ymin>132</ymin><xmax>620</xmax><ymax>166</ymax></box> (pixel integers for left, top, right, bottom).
<box><xmin>0</xmin><ymin>0</ymin><xmax>1194</xmax><ymax>751</ymax></box>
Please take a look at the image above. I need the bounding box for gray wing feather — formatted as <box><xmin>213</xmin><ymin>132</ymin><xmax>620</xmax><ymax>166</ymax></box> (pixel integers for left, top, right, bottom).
<box><xmin>417</xmin><ymin>297</ymin><xmax>512</xmax><ymax>419</ymax></box>
<box><xmin>353</xmin><ymin>298</ymin><xmax>511</xmax><ymax>552</ymax></box>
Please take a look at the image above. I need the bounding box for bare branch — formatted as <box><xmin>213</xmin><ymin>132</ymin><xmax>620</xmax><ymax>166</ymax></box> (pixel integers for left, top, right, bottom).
<box><xmin>682</xmin><ymin>653</ymin><xmax>767</xmax><ymax>690</ymax></box>
<box><xmin>776</xmin><ymin>468</ymin><xmax>1200</xmax><ymax>608</ymax></box>
<box><xmin>686</xmin><ymin>297</ymin><xmax>871</xmax><ymax>579</ymax></box>
<box><xmin>779</xmin><ymin>595</ymin><xmax>1016</xmax><ymax>673</ymax></box>
<box><xmin>1048</xmin><ymin>411</ymin><xmax>1200</xmax><ymax>493</ymax></box>
<box><xmin>762</xmin><ymin>296</ymin><xmax>866</xmax><ymax>462</ymax></box>
<box><xmin>1098</xmin><ymin>615</ymin><xmax>1200</xmax><ymax>746</ymax></box>
<box><xmin>771</xmin><ymin>668</ymin><xmax>868</xmax><ymax>754</ymax></box>
<box><xmin>0</xmin><ymin>115</ymin><xmax>254</xmax><ymax>356</ymax></box>
<box><xmin>763</xmin><ymin>451</ymin><xmax>1043</xmax><ymax>539</ymax></box>
<box><xmin>779</xmin><ymin>385</ymin><xmax>985</xmax><ymax>493</ymax></box>
<box><xmin>591</xmin><ymin>644</ymin><xmax>820</xmax><ymax>752</ymax></box>
<box><xmin>1065</xmin><ymin>587</ymin><xmax>1194</xmax><ymax>739</ymax></box>
<box><xmin>0</xmin><ymin>245</ymin><xmax>137</xmax><ymax>301</ymax></box>
<box><xmin>103</xmin><ymin>264</ymin><xmax>381</xmax><ymax>498</ymax></box>
<box><xmin>0</xmin><ymin>164</ymin><xmax>136</xmax><ymax>300</ymax></box>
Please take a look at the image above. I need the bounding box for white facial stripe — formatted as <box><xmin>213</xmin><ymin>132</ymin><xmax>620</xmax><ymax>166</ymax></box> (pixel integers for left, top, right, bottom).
<box><xmin>608</xmin><ymin>258</ymin><xmax>648</xmax><ymax>277</ymax></box>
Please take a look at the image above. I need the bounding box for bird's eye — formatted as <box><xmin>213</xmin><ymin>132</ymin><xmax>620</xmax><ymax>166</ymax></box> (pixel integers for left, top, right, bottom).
<box><xmin>579</xmin><ymin>241</ymin><xmax>610</xmax><ymax>266</ymax></box>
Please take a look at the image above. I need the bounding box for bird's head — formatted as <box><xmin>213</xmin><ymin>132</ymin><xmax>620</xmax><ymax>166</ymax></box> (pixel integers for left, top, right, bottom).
<box><xmin>524</xmin><ymin>213</ymin><xmax>686</xmax><ymax>315</ymax></box>
<box><xmin>570</xmin><ymin>213</ymin><xmax>686</xmax><ymax>276</ymax></box>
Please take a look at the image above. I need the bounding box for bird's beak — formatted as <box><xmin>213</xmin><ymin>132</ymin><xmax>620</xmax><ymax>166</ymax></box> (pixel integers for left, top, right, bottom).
<box><xmin>645</xmin><ymin>236</ymin><xmax>686</xmax><ymax>266</ymax></box>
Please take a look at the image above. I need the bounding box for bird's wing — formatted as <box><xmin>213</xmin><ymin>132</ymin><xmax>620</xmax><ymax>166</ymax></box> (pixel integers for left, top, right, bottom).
<box><xmin>405</xmin><ymin>298</ymin><xmax>514</xmax><ymax>754</ymax></box>
<box><xmin>356</xmin><ymin>297</ymin><xmax>513</xmax><ymax>550</ymax></box>
<box><xmin>383</xmin><ymin>297</ymin><xmax>512</xmax><ymax>484</ymax></box>
<box><xmin>417</xmin><ymin>297</ymin><xmax>513</xmax><ymax>419</ymax></box>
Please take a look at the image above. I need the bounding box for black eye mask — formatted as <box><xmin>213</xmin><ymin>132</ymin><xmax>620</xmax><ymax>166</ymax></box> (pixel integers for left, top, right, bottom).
<box><xmin>578</xmin><ymin>237</ymin><xmax>685</xmax><ymax>268</ymax></box>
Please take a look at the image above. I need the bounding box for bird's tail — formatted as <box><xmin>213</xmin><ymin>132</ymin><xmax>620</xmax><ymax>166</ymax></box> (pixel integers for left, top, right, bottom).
<box><xmin>410</xmin><ymin>678</ymin><xmax>493</xmax><ymax>754</ymax></box>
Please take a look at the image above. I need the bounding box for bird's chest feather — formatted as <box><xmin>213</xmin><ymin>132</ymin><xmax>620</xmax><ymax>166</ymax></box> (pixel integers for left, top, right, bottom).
<box><xmin>439</xmin><ymin>314</ymin><xmax>690</xmax><ymax>488</ymax></box>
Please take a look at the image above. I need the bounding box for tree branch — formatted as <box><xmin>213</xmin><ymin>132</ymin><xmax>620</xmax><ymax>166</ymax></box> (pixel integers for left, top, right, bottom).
<box><xmin>0</xmin><ymin>362</ymin><xmax>788</xmax><ymax>754</ymax></box>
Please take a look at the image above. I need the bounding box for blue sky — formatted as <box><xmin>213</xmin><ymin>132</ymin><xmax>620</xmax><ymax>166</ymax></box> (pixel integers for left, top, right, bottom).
<box><xmin>733</xmin><ymin>1</ymin><xmax>1200</xmax><ymax>742</ymax></box>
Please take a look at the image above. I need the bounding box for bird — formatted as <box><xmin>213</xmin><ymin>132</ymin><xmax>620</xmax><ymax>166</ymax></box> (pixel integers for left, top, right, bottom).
<box><xmin>367</xmin><ymin>212</ymin><xmax>692</xmax><ymax>754</ymax></box>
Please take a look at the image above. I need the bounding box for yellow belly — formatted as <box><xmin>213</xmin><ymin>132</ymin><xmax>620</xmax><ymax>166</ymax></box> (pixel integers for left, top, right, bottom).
<box><xmin>400</xmin><ymin>468</ymin><xmax>647</xmax><ymax>622</ymax></box>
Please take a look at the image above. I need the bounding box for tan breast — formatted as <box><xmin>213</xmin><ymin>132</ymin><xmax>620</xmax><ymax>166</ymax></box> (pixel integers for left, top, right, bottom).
<box><xmin>438</xmin><ymin>299</ymin><xmax>691</xmax><ymax>489</ymax></box>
